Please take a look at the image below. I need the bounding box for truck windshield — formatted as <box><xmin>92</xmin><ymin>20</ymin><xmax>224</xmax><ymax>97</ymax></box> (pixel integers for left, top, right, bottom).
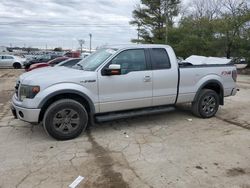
<box><xmin>76</xmin><ymin>48</ymin><xmax>117</xmax><ymax>71</ymax></box>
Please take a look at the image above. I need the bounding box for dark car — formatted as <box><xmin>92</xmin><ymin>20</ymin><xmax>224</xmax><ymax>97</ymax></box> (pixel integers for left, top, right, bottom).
<box><xmin>24</xmin><ymin>54</ymin><xmax>62</xmax><ymax>70</ymax></box>
<box><xmin>24</xmin><ymin>58</ymin><xmax>49</xmax><ymax>70</ymax></box>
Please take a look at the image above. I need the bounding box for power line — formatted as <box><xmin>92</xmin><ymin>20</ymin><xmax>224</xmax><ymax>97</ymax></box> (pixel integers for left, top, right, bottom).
<box><xmin>0</xmin><ymin>23</ymin><xmax>136</xmax><ymax>28</ymax></box>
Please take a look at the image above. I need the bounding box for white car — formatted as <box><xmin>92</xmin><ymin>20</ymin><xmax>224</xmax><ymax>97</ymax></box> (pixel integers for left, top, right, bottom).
<box><xmin>0</xmin><ymin>55</ymin><xmax>25</xmax><ymax>69</ymax></box>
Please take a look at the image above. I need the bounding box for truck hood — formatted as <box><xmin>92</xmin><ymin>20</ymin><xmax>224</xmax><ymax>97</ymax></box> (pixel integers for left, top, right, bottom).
<box><xmin>19</xmin><ymin>66</ymin><xmax>97</xmax><ymax>90</ymax></box>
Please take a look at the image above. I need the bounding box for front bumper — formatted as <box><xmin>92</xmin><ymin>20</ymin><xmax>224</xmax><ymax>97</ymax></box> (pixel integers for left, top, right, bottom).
<box><xmin>11</xmin><ymin>99</ymin><xmax>41</xmax><ymax>123</ymax></box>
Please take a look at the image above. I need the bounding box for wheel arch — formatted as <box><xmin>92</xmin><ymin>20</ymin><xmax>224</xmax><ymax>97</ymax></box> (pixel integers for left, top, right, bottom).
<box><xmin>38</xmin><ymin>90</ymin><xmax>95</xmax><ymax>122</ymax></box>
<box><xmin>13</xmin><ymin>62</ymin><xmax>21</xmax><ymax>68</ymax></box>
<box><xmin>194</xmin><ymin>79</ymin><xmax>224</xmax><ymax>105</ymax></box>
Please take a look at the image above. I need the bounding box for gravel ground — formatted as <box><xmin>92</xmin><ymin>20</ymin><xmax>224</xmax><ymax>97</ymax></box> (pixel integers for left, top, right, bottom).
<box><xmin>0</xmin><ymin>69</ymin><xmax>249</xmax><ymax>188</ymax></box>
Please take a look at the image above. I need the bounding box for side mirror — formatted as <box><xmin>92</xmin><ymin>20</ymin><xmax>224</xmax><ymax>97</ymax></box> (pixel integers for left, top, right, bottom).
<box><xmin>104</xmin><ymin>64</ymin><xmax>121</xmax><ymax>76</ymax></box>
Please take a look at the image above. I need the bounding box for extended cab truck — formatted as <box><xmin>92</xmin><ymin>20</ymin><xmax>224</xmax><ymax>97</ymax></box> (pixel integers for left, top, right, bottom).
<box><xmin>11</xmin><ymin>45</ymin><xmax>238</xmax><ymax>140</ymax></box>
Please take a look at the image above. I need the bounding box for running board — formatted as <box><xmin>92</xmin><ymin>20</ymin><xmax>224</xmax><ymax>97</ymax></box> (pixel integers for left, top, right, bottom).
<box><xmin>95</xmin><ymin>106</ymin><xmax>176</xmax><ymax>122</ymax></box>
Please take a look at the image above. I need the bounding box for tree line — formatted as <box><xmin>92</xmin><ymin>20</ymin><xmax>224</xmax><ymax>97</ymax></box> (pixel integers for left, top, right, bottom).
<box><xmin>130</xmin><ymin>0</ymin><xmax>250</xmax><ymax>63</ymax></box>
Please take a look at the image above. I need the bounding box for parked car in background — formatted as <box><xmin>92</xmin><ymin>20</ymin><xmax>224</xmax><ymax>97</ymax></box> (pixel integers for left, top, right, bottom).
<box><xmin>64</xmin><ymin>51</ymin><xmax>80</xmax><ymax>58</ymax></box>
<box><xmin>24</xmin><ymin>54</ymin><xmax>62</xmax><ymax>70</ymax></box>
<box><xmin>232</xmin><ymin>57</ymin><xmax>248</xmax><ymax>69</ymax></box>
<box><xmin>0</xmin><ymin>55</ymin><xmax>25</xmax><ymax>69</ymax></box>
<box><xmin>24</xmin><ymin>58</ymin><xmax>50</xmax><ymax>70</ymax></box>
<box><xmin>27</xmin><ymin>57</ymin><xmax>69</xmax><ymax>71</ymax></box>
<box><xmin>55</xmin><ymin>58</ymin><xmax>82</xmax><ymax>68</ymax></box>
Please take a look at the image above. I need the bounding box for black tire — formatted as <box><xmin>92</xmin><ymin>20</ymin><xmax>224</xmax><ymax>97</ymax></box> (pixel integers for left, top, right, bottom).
<box><xmin>24</xmin><ymin>63</ymin><xmax>31</xmax><ymax>70</ymax></box>
<box><xmin>192</xmin><ymin>89</ymin><xmax>219</xmax><ymax>118</ymax></box>
<box><xmin>43</xmin><ymin>99</ymin><xmax>88</xmax><ymax>140</ymax></box>
<box><xmin>13</xmin><ymin>62</ymin><xmax>21</xmax><ymax>69</ymax></box>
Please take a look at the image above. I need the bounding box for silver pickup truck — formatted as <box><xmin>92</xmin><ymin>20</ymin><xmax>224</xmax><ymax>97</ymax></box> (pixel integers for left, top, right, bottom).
<box><xmin>11</xmin><ymin>45</ymin><xmax>238</xmax><ymax>140</ymax></box>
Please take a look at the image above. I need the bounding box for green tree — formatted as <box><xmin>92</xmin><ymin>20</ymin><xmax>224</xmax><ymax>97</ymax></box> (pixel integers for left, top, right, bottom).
<box><xmin>130</xmin><ymin>0</ymin><xmax>180</xmax><ymax>44</ymax></box>
<box><xmin>168</xmin><ymin>16</ymin><xmax>220</xmax><ymax>58</ymax></box>
<box><xmin>213</xmin><ymin>2</ymin><xmax>250</xmax><ymax>58</ymax></box>
<box><xmin>169</xmin><ymin>0</ymin><xmax>250</xmax><ymax>60</ymax></box>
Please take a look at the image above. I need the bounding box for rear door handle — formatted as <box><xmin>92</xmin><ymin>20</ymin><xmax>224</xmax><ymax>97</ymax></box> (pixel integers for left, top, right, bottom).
<box><xmin>144</xmin><ymin>76</ymin><xmax>151</xmax><ymax>82</ymax></box>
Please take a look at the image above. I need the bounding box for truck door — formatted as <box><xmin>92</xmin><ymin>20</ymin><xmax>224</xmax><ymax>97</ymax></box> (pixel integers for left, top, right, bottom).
<box><xmin>149</xmin><ymin>48</ymin><xmax>178</xmax><ymax>106</ymax></box>
<box><xmin>98</xmin><ymin>49</ymin><xmax>153</xmax><ymax>113</ymax></box>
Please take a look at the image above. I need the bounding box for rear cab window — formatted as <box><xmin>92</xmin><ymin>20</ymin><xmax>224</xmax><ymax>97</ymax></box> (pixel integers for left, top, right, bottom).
<box><xmin>150</xmin><ymin>48</ymin><xmax>171</xmax><ymax>70</ymax></box>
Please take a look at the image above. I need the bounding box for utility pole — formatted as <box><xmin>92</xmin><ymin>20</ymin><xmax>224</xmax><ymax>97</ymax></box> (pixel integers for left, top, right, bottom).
<box><xmin>89</xmin><ymin>33</ymin><xmax>92</xmax><ymax>53</ymax></box>
<box><xmin>78</xmin><ymin>39</ymin><xmax>85</xmax><ymax>53</ymax></box>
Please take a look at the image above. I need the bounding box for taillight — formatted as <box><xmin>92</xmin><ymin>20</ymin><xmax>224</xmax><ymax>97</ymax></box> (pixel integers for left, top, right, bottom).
<box><xmin>232</xmin><ymin>70</ymin><xmax>237</xmax><ymax>82</ymax></box>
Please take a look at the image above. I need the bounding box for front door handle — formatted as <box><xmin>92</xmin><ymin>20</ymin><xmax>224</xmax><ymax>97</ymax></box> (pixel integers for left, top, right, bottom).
<box><xmin>144</xmin><ymin>76</ymin><xmax>151</xmax><ymax>82</ymax></box>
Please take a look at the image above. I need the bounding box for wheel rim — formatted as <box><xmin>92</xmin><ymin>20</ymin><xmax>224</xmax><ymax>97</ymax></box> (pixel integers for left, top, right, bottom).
<box><xmin>201</xmin><ymin>95</ymin><xmax>217</xmax><ymax>115</ymax></box>
<box><xmin>53</xmin><ymin>108</ymin><xmax>80</xmax><ymax>134</ymax></box>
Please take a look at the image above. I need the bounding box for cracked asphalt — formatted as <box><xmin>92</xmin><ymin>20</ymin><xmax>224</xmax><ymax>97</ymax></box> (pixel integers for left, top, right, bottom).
<box><xmin>0</xmin><ymin>69</ymin><xmax>250</xmax><ymax>188</ymax></box>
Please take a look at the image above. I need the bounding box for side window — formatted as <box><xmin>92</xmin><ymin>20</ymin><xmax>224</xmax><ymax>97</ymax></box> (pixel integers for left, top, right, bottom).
<box><xmin>111</xmin><ymin>49</ymin><xmax>146</xmax><ymax>74</ymax></box>
<box><xmin>4</xmin><ymin>56</ymin><xmax>14</xmax><ymax>59</ymax></box>
<box><xmin>150</xmin><ymin>48</ymin><xmax>171</xmax><ymax>70</ymax></box>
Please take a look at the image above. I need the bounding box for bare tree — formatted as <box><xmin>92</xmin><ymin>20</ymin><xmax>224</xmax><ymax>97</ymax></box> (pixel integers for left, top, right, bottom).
<box><xmin>222</xmin><ymin>0</ymin><xmax>249</xmax><ymax>15</ymax></box>
<box><xmin>186</xmin><ymin>0</ymin><xmax>223</xmax><ymax>20</ymax></box>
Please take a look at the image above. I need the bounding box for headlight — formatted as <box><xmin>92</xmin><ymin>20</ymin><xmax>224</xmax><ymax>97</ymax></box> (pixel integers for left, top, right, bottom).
<box><xmin>20</xmin><ymin>85</ymin><xmax>40</xmax><ymax>101</ymax></box>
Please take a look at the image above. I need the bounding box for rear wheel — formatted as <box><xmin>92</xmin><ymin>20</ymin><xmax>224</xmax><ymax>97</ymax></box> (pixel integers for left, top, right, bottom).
<box><xmin>43</xmin><ymin>99</ymin><xmax>88</xmax><ymax>140</ymax></box>
<box><xmin>13</xmin><ymin>62</ymin><xmax>21</xmax><ymax>69</ymax></box>
<box><xmin>192</xmin><ymin>89</ymin><xmax>219</xmax><ymax>118</ymax></box>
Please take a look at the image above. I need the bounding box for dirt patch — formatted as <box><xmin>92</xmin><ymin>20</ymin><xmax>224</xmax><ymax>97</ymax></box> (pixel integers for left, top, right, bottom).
<box><xmin>0</xmin><ymin>90</ymin><xmax>14</xmax><ymax>121</ymax></box>
<box><xmin>86</xmin><ymin>130</ymin><xmax>129</xmax><ymax>188</ymax></box>
<box><xmin>0</xmin><ymin>90</ymin><xmax>13</xmax><ymax>103</ymax></box>
<box><xmin>238</xmin><ymin>68</ymin><xmax>250</xmax><ymax>75</ymax></box>
<box><xmin>0</xmin><ymin>72</ymin><xmax>17</xmax><ymax>78</ymax></box>
<box><xmin>226</xmin><ymin>168</ymin><xmax>246</xmax><ymax>177</ymax></box>
<box><xmin>216</xmin><ymin>116</ymin><xmax>250</xmax><ymax>130</ymax></box>
<box><xmin>195</xmin><ymin>166</ymin><xmax>203</xmax><ymax>170</ymax></box>
<box><xmin>240</xmin><ymin>184</ymin><xmax>250</xmax><ymax>188</ymax></box>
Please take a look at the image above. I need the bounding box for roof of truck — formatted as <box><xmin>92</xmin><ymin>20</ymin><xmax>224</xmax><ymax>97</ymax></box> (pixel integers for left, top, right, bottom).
<box><xmin>106</xmin><ymin>44</ymin><xmax>172</xmax><ymax>50</ymax></box>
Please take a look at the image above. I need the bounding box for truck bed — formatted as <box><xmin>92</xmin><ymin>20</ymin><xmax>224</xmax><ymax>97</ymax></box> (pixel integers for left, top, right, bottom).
<box><xmin>177</xmin><ymin>64</ymin><xmax>237</xmax><ymax>104</ymax></box>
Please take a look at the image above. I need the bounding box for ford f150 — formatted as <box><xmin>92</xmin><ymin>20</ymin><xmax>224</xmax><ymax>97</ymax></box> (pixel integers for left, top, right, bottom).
<box><xmin>11</xmin><ymin>45</ymin><xmax>238</xmax><ymax>140</ymax></box>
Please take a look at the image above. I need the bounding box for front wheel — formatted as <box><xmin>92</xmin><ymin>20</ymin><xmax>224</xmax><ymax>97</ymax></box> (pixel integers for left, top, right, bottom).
<box><xmin>192</xmin><ymin>89</ymin><xmax>220</xmax><ymax>118</ymax></box>
<box><xmin>43</xmin><ymin>99</ymin><xmax>88</xmax><ymax>140</ymax></box>
<box><xmin>13</xmin><ymin>63</ymin><xmax>21</xmax><ymax>69</ymax></box>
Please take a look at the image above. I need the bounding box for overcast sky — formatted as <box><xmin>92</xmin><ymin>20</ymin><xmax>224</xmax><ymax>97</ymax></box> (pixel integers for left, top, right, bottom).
<box><xmin>0</xmin><ymin>0</ymin><xmax>142</xmax><ymax>49</ymax></box>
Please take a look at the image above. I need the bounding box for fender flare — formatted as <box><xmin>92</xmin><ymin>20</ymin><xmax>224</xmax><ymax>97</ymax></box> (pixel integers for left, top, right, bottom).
<box><xmin>38</xmin><ymin>89</ymin><xmax>95</xmax><ymax>113</ymax></box>
<box><xmin>193</xmin><ymin>79</ymin><xmax>224</xmax><ymax>105</ymax></box>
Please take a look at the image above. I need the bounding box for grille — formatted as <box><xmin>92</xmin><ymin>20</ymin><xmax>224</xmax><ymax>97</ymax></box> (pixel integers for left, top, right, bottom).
<box><xmin>15</xmin><ymin>81</ymin><xmax>20</xmax><ymax>98</ymax></box>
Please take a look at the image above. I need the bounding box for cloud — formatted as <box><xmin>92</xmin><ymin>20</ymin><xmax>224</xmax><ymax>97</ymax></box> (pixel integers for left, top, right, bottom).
<box><xmin>0</xmin><ymin>0</ymin><xmax>139</xmax><ymax>49</ymax></box>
